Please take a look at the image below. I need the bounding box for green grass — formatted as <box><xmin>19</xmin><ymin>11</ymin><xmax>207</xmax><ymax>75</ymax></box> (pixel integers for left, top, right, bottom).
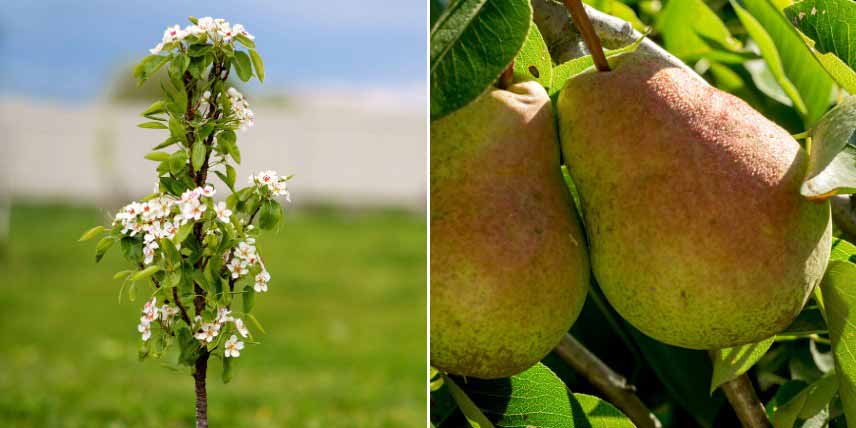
<box><xmin>0</xmin><ymin>203</ymin><xmax>426</xmax><ymax>427</ymax></box>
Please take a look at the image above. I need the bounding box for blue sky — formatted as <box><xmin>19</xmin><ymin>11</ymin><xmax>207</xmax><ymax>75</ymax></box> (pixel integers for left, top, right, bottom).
<box><xmin>0</xmin><ymin>0</ymin><xmax>427</xmax><ymax>101</ymax></box>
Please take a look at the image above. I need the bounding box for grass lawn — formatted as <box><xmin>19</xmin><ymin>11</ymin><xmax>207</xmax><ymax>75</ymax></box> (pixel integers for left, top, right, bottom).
<box><xmin>0</xmin><ymin>203</ymin><xmax>426</xmax><ymax>427</ymax></box>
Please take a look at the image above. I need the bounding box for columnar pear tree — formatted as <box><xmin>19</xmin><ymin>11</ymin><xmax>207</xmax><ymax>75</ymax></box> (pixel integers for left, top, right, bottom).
<box><xmin>79</xmin><ymin>16</ymin><xmax>290</xmax><ymax>428</ymax></box>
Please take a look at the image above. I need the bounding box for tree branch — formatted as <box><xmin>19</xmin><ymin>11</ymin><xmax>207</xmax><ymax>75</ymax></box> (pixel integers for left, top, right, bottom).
<box><xmin>718</xmin><ymin>373</ymin><xmax>771</xmax><ymax>428</ymax></box>
<box><xmin>194</xmin><ymin>350</ymin><xmax>210</xmax><ymax>428</ymax></box>
<box><xmin>554</xmin><ymin>334</ymin><xmax>661</xmax><ymax>428</ymax></box>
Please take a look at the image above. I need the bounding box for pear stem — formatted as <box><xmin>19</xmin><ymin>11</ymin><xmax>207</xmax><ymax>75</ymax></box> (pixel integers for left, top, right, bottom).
<box><xmin>554</xmin><ymin>334</ymin><xmax>661</xmax><ymax>428</ymax></box>
<box><xmin>718</xmin><ymin>373</ymin><xmax>771</xmax><ymax>428</ymax></box>
<box><xmin>562</xmin><ymin>0</ymin><xmax>610</xmax><ymax>72</ymax></box>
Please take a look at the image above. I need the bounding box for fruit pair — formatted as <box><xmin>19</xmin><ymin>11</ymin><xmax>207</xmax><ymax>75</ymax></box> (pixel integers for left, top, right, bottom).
<box><xmin>431</xmin><ymin>52</ymin><xmax>831</xmax><ymax>379</ymax></box>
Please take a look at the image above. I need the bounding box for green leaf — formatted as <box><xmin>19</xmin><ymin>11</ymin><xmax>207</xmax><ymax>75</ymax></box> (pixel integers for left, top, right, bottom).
<box><xmin>141</xmin><ymin>100</ymin><xmax>167</xmax><ymax>117</ymax></box>
<box><xmin>233</xmin><ymin>51</ymin><xmax>253</xmax><ymax>82</ymax></box>
<box><xmin>656</xmin><ymin>0</ymin><xmax>740</xmax><ymax>60</ymax></box>
<box><xmin>781</xmin><ymin>306</ymin><xmax>828</xmax><ymax>336</ymax></box>
<box><xmin>819</xmin><ymin>261</ymin><xmax>856</xmax><ymax>426</ymax></box>
<box><xmin>246</xmin><ymin>313</ymin><xmax>266</xmax><ymax>334</ymax></box>
<box><xmin>95</xmin><ymin>236</ymin><xmax>116</xmax><ymax>262</ymax></box>
<box><xmin>447</xmin><ymin>363</ymin><xmax>635</xmax><ymax>427</ymax></box>
<box><xmin>710</xmin><ymin>336</ymin><xmax>776</xmax><ymax>394</ymax></box>
<box><xmin>138</xmin><ymin>121</ymin><xmax>168</xmax><ymax>130</ymax></box>
<box><xmin>78</xmin><ymin>225</ymin><xmax>105</xmax><ymax>242</ymax></box>
<box><xmin>191</xmin><ymin>142</ymin><xmax>206</xmax><ymax>173</ymax></box>
<box><xmin>218</xmin><ymin>130</ymin><xmax>240</xmax><ymax>164</ymax></box>
<box><xmin>831</xmin><ymin>237</ymin><xmax>856</xmax><ymax>262</ymax></box>
<box><xmin>168</xmin><ymin>150</ymin><xmax>188</xmax><ymax>176</ymax></box>
<box><xmin>785</xmin><ymin>0</ymin><xmax>856</xmax><ymax>68</ymax></box>
<box><xmin>120</xmin><ymin>237</ymin><xmax>144</xmax><ymax>264</ymax></box>
<box><xmin>258</xmin><ymin>200</ymin><xmax>282</xmax><ymax>230</ymax></box>
<box><xmin>769</xmin><ymin>373</ymin><xmax>838</xmax><ymax>427</ymax></box>
<box><xmin>133</xmin><ymin>55</ymin><xmax>169</xmax><ymax>83</ymax></box>
<box><xmin>144</xmin><ymin>151</ymin><xmax>171</xmax><ymax>162</ymax></box>
<box><xmin>430</xmin><ymin>0</ymin><xmax>532</xmax><ymax>120</ymax></box>
<box><xmin>174</xmin><ymin>222</ymin><xmax>194</xmax><ymax>243</ymax></box>
<box><xmin>235</xmin><ymin>34</ymin><xmax>255</xmax><ymax>49</ymax></box>
<box><xmin>222</xmin><ymin>355</ymin><xmax>234</xmax><ymax>383</ymax></box>
<box><xmin>732</xmin><ymin>0</ymin><xmax>808</xmax><ymax>114</ymax></box>
<box><xmin>113</xmin><ymin>270</ymin><xmax>133</xmax><ymax>280</ymax></box>
<box><xmin>242</xmin><ymin>285</ymin><xmax>255</xmax><ymax>314</ymax></box>
<box><xmin>511</xmin><ymin>23</ymin><xmax>551</xmax><ymax>88</ymax></box>
<box><xmin>248</xmin><ymin>49</ymin><xmax>265</xmax><ymax>82</ymax></box>
<box><xmin>740</xmin><ymin>0</ymin><xmax>835</xmax><ymax>127</ymax></box>
<box><xmin>132</xmin><ymin>265</ymin><xmax>162</xmax><ymax>281</ymax></box>
<box><xmin>168</xmin><ymin>117</ymin><xmax>186</xmax><ymax>141</ymax></box>
<box><xmin>802</xmin><ymin>96</ymin><xmax>856</xmax><ymax>198</ymax></box>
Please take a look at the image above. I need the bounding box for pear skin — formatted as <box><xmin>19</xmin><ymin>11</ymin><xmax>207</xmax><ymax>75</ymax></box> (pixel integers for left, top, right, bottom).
<box><xmin>557</xmin><ymin>53</ymin><xmax>831</xmax><ymax>350</ymax></box>
<box><xmin>431</xmin><ymin>81</ymin><xmax>590</xmax><ymax>378</ymax></box>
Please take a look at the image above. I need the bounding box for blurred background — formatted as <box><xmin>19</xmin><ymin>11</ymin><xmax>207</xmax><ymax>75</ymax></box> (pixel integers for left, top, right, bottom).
<box><xmin>0</xmin><ymin>1</ymin><xmax>426</xmax><ymax>427</ymax></box>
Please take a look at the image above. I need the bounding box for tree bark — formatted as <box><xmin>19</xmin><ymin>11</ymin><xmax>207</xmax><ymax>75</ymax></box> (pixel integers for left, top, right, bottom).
<box><xmin>194</xmin><ymin>352</ymin><xmax>210</xmax><ymax>428</ymax></box>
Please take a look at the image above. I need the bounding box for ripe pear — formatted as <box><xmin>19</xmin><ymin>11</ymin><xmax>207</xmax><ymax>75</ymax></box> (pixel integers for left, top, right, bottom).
<box><xmin>431</xmin><ymin>81</ymin><xmax>590</xmax><ymax>378</ymax></box>
<box><xmin>557</xmin><ymin>52</ymin><xmax>831</xmax><ymax>350</ymax></box>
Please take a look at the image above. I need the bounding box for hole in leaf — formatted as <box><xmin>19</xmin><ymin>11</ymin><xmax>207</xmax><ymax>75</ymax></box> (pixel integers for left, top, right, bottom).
<box><xmin>528</xmin><ymin>65</ymin><xmax>540</xmax><ymax>78</ymax></box>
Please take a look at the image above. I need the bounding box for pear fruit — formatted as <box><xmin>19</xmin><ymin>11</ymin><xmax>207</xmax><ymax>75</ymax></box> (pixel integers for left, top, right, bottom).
<box><xmin>431</xmin><ymin>81</ymin><xmax>590</xmax><ymax>378</ymax></box>
<box><xmin>557</xmin><ymin>52</ymin><xmax>831</xmax><ymax>350</ymax></box>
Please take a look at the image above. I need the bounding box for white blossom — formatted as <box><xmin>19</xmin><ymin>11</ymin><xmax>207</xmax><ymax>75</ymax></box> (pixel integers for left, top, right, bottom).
<box><xmin>233</xmin><ymin>318</ymin><xmax>249</xmax><ymax>338</ymax></box>
<box><xmin>201</xmin><ymin>185</ymin><xmax>216</xmax><ymax>198</ymax></box>
<box><xmin>254</xmin><ymin>270</ymin><xmax>270</xmax><ymax>293</ymax></box>
<box><xmin>216</xmin><ymin>307</ymin><xmax>233</xmax><ymax>324</ymax></box>
<box><xmin>161</xmin><ymin>305</ymin><xmax>179</xmax><ymax>325</ymax></box>
<box><xmin>227</xmin><ymin>259</ymin><xmax>249</xmax><ymax>278</ymax></box>
<box><xmin>232</xmin><ymin>24</ymin><xmax>255</xmax><ymax>41</ymax></box>
<box><xmin>138</xmin><ymin>322</ymin><xmax>152</xmax><ymax>341</ymax></box>
<box><xmin>143</xmin><ymin>242</ymin><xmax>159</xmax><ymax>265</ymax></box>
<box><xmin>195</xmin><ymin>322</ymin><xmax>221</xmax><ymax>343</ymax></box>
<box><xmin>224</xmin><ymin>335</ymin><xmax>244</xmax><ymax>358</ymax></box>
<box><xmin>141</xmin><ymin>297</ymin><xmax>159</xmax><ymax>323</ymax></box>
<box><xmin>214</xmin><ymin>202</ymin><xmax>232</xmax><ymax>223</ymax></box>
<box><xmin>226</xmin><ymin>87</ymin><xmax>254</xmax><ymax>131</ymax></box>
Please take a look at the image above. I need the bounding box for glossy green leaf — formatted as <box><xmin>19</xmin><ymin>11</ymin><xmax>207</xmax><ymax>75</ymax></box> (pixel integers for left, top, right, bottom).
<box><xmin>168</xmin><ymin>116</ymin><xmax>186</xmax><ymax>141</ymax></box>
<box><xmin>233</xmin><ymin>51</ymin><xmax>253</xmax><ymax>82</ymax></box>
<box><xmin>770</xmin><ymin>373</ymin><xmax>838</xmax><ymax>427</ymax></box>
<box><xmin>448</xmin><ymin>363</ymin><xmax>634</xmax><ymax>427</ymax></box>
<box><xmin>710</xmin><ymin>336</ymin><xmax>776</xmax><ymax>394</ymax></box>
<box><xmin>235</xmin><ymin>34</ymin><xmax>255</xmax><ymax>49</ymax></box>
<box><xmin>169</xmin><ymin>150</ymin><xmax>188</xmax><ymax>176</ymax></box>
<box><xmin>819</xmin><ymin>261</ymin><xmax>856</xmax><ymax>426</ymax></box>
<box><xmin>249</xmin><ymin>49</ymin><xmax>264</xmax><ymax>82</ymax></box>
<box><xmin>133</xmin><ymin>54</ymin><xmax>169</xmax><ymax>84</ymax></box>
<box><xmin>802</xmin><ymin>96</ymin><xmax>856</xmax><ymax>198</ymax></box>
<box><xmin>430</xmin><ymin>0</ymin><xmax>532</xmax><ymax>120</ymax></box>
<box><xmin>740</xmin><ymin>0</ymin><xmax>835</xmax><ymax>127</ymax></box>
<box><xmin>78</xmin><ymin>225</ymin><xmax>105</xmax><ymax>242</ymax></box>
<box><xmin>141</xmin><ymin>100</ymin><xmax>167</xmax><ymax>117</ymax></box>
<box><xmin>830</xmin><ymin>237</ymin><xmax>856</xmax><ymax>262</ymax></box>
<box><xmin>512</xmin><ymin>23</ymin><xmax>552</xmax><ymax>88</ymax></box>
<box><xmin>219</xmin><ymin>130</ymin><xmax>240</xmax><ymax>164</ymax></box>
<box><xmin>657</xmin><ymin>0</ymin><xmax>739</xmax><ymax>60</ymax></box>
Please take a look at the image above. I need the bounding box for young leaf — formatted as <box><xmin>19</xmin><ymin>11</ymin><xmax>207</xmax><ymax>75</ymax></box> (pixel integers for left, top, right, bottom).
<box><xmin>430</xmin><ymin>0</ymin><xmax>532</xmax><ymax>120</ymax></box>
<box><xmin>133</xmin><ymin>55</ymin><xmax>169</xmax><ymax>83</ymax></box>
<box><xmin>219</xmin><ymin>130</ymin><xmax>241</xmax><ymax>163</ymax></box>
<box><xmin>138</xmin><ymin>121</ymin><xmax>168</xmax><ymax>130</ymax></box>
<box><xmin>242</xmin><ymin>285</ymin><xmax>255</xmax><ymax>313</ymax></box>
<box><xmin>222</xmin><ymin>355</ymin><xmax>234</xmax><ymax>383</ymax></box>
<box><xmin>113</xmin><ymin>270</ymin><xmax>134</xmax><ymax>280</ymax></box>
<box><xmin>191</xmin><ymin>142</ymin><xmax>206</xmax><ymax>173</ymax></box>
<box><xmin>169</xmin><ymin>150</ymin><xmax>189</xmax><ymax>176</ymax></box>
<box><xmin>235</xmin><ymin>34</ymin><xmax>255</xmax><ymax>49</ymax></box>
<box><xmin>511</xmin><ymin>23</ymin><xmax>552</xmax><ymax>89</ymax></box>
<box><xmin>233</xmin><ymin>51</ymin><xmax>253</xmax><ymax>82</ymax></box>
<box><xmin>657</xmin><ymin>0</ymin><xmax>740</xmax><ymax>61</ymax></box>
<box><xmin>144</xmin><ymin>151</ymin><xmax>171</xmax><ymax>162</ymax></box>
<box><xmin>769</xmin><ymin>373</ymin><xmax>838</xmax><ymax>427</ymax></box>
<box><xmin>95</xmin><ymin>236</ymin><xmax>116</xmax><ymax>262</ymax></box>
<box><xmin>168</xmin><ymin>117</ymin><xmax>186</xmax><ymax>141</ymax></box>
<box><xmin>78</xmin><ymin>225</ymin><xmax>106</xmax><ymax>242</ymax></box>
<box><xmin>133</xmin><ymin>265</ymin><xmax>162</xmax><ymax>281</ymax></box>
<box><xmin>246</xmin><ymin>313</ymin><xmax>266</xmax><ymax>334</ymax></box>
<box><xmin>819</xmin><ymin>261</ymin><xmax>856</xmax><ymax>425</ymax></box>
<box><xmin>174</xmin><ymin>222</ymin><xmax>194</xmax><ymax>243</ymax></box>
<box><xmin>141</xmin><ymin>100</ymin><xmax>167</xmax><ymax>117</ymax></box>
<box><xmin>710</xmin><ymin>336</ymin><xmax>775</xmax><ymax>394</ymax></box>
<box><xmin>120</xmin><ymin>237</ymin><xmax>144</xmax><ymax>264</ymax></box>
<box><xmin>831</xmin><ymin>237</ymin><xmax>856</xmax><ymax>263</ymax></box>
<box><xmin>249</xmin><ymin>49</ymin><xmax>265</xmax><ymax>82</ymax></box>
<box><xmin>258</xmin><ymin>200</ymin><xmax>282</xmax><ymax>230</ymax></box>
<box><xmin>802</xmin><ymin>96</ymin><xmax>856</xmax><ymax>199</ymax></box>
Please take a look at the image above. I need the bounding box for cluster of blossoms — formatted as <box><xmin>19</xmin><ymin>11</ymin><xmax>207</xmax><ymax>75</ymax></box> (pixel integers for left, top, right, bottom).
<box><xmin>149</xmin><ymin>17</ymin><xmax>254</xmax><ymax>55</ymax></box>
<box><xmin>250</xmin><ymin>170</ymin><xmax>291</xmax><ymax>202</ymax></box>
<box><xmin>225</xmin><ymin>239</ymin><xmax>271</xmax><ymax>293</ymax></box>
<box><xmin>136</xmin><ymin>297</ymin><xmax>180</xmax><ymax>341</ymax></box>
<box><xmin>193</xmin><ymin>308</ymin><xmax>248</xmax><ymax>358</ymax></box>
<box><xmin>227</xmin><ymin>88</ymin><xmax>255</xmax><ymax>131</ymax></box>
